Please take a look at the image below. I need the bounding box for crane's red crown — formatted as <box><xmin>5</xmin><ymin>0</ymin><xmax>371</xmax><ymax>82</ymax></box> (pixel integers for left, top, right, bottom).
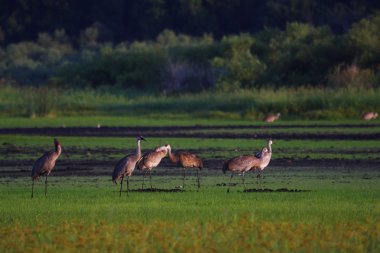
<box><xmin>54</xmin><ymin>138</ymin><xmax>60</xmax><ymax>146</ymax></box>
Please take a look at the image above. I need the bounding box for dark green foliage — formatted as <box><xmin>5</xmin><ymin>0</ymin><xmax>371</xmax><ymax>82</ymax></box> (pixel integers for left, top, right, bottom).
<box><xmin>2</xmin><ymin>0</ymin><xmax>380</xmax><ymax>44</ymax></box>
<box><xmin>56</xmin><ymin>51</ymin><xmax>168</xmax><ymax>91</ymax></box>
<box><xmin>1</xmin><ymin>6</ymin><xmax>380</xmax><ymax>91</ymax></box>
<box><xmin>346</xmin><ymin>11</ymin><xmax>380</xmax><ymax>68</ymax></box>
<box><xmin>212</xmin><ymin>34</ymin><xmax>266</xmax><ymax>90</ymax></box>
<box><xmin>254</xmin><ymin>23</ymin><xmax>343</xmax><ymax>86</ymax></box>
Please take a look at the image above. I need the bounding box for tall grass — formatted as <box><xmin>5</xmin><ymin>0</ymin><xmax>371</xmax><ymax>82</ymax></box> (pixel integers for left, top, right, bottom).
<box><xmin>0</xmin><ymin>175</ymin><xmax>379</xmax><ymax>252</ymax></box>
<box><xmin>0</xmin><ymin>85</ymin><xmax>379</xmax><ymax>119</ymax></box>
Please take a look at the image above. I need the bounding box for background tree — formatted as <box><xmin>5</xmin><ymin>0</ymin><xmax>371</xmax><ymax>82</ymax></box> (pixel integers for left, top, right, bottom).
<box><xmin>346</xmin><ymin>11</ymin><xmax>380</xmax><ymax>68</ymax></box>
<box><xmin>212</xmin><ymin>34</ymin><xmax>266</xmax><ymax>90</ymax></box>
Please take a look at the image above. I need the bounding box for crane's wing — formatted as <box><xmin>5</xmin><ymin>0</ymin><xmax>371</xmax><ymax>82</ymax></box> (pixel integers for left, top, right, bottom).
<box><xmin>229</xmin><ymin>155</ymin><xmax>260</xmax><ymax>172</ymax></box>
<box><xmin>138</xmin><ymin>150</ymin><xmax>166</xmax><ymax>169</ymax></box>
<box><xmin>136</xmin><ymin>151</ymin><xmax>150</xmax><ymax>169</ymax></box>
<box><xmin>31</xmin><ymin>151</ymin><xmax>54</xmax><ymax>177</ymax></box>
<box><xmin>178</xmin><ymin>152</ymin><xmax>203</xmax><ymax>168</ymax></box>
<box><xmin>112</xmin><ymin>156</ymin><xmax>130</xmax><ymax>181</ymax></box>
<box><xmin>135</xmin><ymin>156</ymin><xmax>144</xmax><ymax>167</ymax></box>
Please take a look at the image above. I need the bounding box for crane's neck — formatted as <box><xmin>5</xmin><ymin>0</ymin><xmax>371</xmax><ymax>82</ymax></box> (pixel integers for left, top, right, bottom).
<box><xmin>268</xmin><ymin>141</ymin><xmax>272</xmax><ymax>154</ymax></box>
<box><xmin>55</xmin><ymin>144</ymin><xmax>62</xmax><ymax>157</ymax></box>
<box><xmin>167</xmin><ymin>148</ymin><xmax>179</xmax><ymax>163</ymax></box>
<box><xmin>136</xmin><ymin>140</ymin><xmax>142</xmax><ymax>158</ymax></box>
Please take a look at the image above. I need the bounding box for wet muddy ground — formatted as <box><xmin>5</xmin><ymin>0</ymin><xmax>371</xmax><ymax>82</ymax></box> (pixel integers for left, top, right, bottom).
<box><xmin>1</xmin><ymin>157</ymin><xmax>379</xmax><ymax>178</ymax></box>
<box><xmin>0</xmin><ymin>124</ymin><xmax>379</xmax><ymax>178</ymax></box>
<box><xmin>1</xmin><ymin>124</ymin><xmax>380</xmax><ymax>139</ymax></box>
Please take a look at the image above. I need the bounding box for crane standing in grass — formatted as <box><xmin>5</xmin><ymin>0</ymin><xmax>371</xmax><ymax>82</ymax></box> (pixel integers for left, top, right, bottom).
<box><xmin>165</xmin><ymin>144</ymin><xmax>203</xmax><ymax>189</ymax></box>
<box><xmin>31</xmin><ymin>138</ymin><xmax>62</xmax><ymax>198</ymax></box>
<box><xmin>361</xmin><ymin>112</ymin><xmax>378</xmax><ymax>120</ymax></box>
<box><xmin>223</xmin><ymin>139</ymin><xmax>273</xmax><ymax>192</ymax></box>
<box><xmin>137</xmin><ymin>145</ymin><xmax>168</xmax><ymax>189</ymax></box>
<box><xmin>264</xmin><ymin>113</ymin><xmax>281</xmax><ymax>123</ymax></box>
<box><xmin>254</xmin><ymin>139</ymin><xmax>273</xmax><ymax>188</ymax></box>
<box><xmin>112</xmin><ymin>136</ymin><xmax>146</xmax><ymax>196</ymax></box>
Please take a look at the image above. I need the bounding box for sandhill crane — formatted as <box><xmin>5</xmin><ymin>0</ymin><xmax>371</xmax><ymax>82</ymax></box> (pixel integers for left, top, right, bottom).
<box><xmin>165</xmin><ymin>144</ymin><xmax>203</xmax><ymax>189</ymax></box>
<box><xmin>361</xmin><ymin>112</ymin><xmax>378</xmax><ymax>121</ymax></box>
<box><xmin>137</xmin><ymin>145</ymin><xmax>168</xmax><ymax>189</ymax></box>
<box><xmin>112</xmin><ymin>136</ymin><xmax>146</xmax><ymax>196</ymax></box>
<box><xmin>31</xmin><ymin>138</ymin><xmax>62</xmax><ymax>198</ymax></box>
<box><xmin>223</xmin><ymin>139</ymin><xmax>273</xmax><ymax>192</ymax></box>
<box><xmin>254</xmin><ymin>139</ymin><xmax>273</xmax><ymax>188</ymax></box>
<box><xmin>264</xmin><ymin>113</ymin><xmax>281</xmax><ymax>123</ymax></box>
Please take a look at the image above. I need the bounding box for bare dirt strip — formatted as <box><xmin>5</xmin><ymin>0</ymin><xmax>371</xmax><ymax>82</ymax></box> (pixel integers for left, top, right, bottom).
<box><xmin>1</xmin><ymin>158</ymin><xmax>379</xmax><ymax>178</ymax></box>
<box><xmin>1</xmin><ymin>125</ymin><xmax>380</xmax><ymax>140</ymax></box>
<box><xmin>1</xmin><ymin>124</ymin><xmax>379</xmax><ymax>178</ymax></box>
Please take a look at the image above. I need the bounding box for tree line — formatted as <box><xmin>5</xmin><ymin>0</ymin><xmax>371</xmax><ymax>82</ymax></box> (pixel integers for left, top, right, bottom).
<box><xmin>0</xmin><ymin>1</ymin><xmax>380</xmax><ymax>92</ymax></box>
<box><xmin>1</xmin><ymin>0</ymin><xmax>380</xmax><ymax>44</ymax></box>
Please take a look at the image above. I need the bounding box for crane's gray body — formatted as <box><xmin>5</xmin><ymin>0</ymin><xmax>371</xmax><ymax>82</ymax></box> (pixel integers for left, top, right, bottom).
<box><xmin>137</xmin><ymin>146</ymin><xmax>168</xmax><ymax>171</ymax></box>
<box><xmin>31</xmin><ymin>138</ymin><xmax>61</xmax><ymax>198</ymax></box>
<box><xmin>31</xmin><ymin>139</ymin><xmax>61</xmax><ymax>180</ymax></box>
<box><xmin>223</xmin><ymin>140</ymin><xmax>273</xmax><ymax>192</ymax></box>
<box><xmin>112</xmin><ymin>137</ymin><xmax>143</xmax><ymax>183</ymax></box>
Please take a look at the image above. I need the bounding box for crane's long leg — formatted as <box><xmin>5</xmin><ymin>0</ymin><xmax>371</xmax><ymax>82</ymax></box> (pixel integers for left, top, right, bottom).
<box><xmin>227</xmin><ymin>174</ymin><xmax>234</xmax><ymax>193</ymax></box>
<box><xmin>149</xmin><ymin>170</ymin><xmax>153</xmax><ymax>189</ymax></box>
<box><xmin>182</xmin><ymin>168</ymin><xmax>186</xmax><ymax>189</ymax></box>
<box><xmin>242</xmin><ymin>172</ymin><xmax>246</xmax><ymax>191</ymax></box>
<box><xmin>119</xmin><ymin>176</ymin><xmax>124</xmax><ymax>196</ymax></box>
<box><xmin>256</xmin><ymin>171</ymin><xmax>260</xmax><ymax>190</ymax></box>
<box><xmin>31</xmin><ymin>179</ymin><xmax>35</xmax><ymax>198</ymax></box>
<box><xmin>126</xmin><ymin>176</ymin><xmax>129</xmax><ymax>196</ymax></box>
<box><xmin>257</xmin><ymin>171</ymin><xmax>263</xmax><ymax>190</ymax></box>
<box><xmin>142</xmin><ymin>171</ymin><xmax>145</xmax><ymax>189</ymax></box>
<box><xmin>45</xmin><ymin>174</ymin><xmax>48</xmax><ymax>197</ymax></box>
<box><xmin>197</xmin><ymin>170</ymin><xmax>200</xmax><ymax>190</ymax></box>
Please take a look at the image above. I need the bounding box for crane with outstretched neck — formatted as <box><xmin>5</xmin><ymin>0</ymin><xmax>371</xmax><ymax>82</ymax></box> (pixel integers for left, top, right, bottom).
<box><xmin>112</xmin><ymin>136</ymin><xmax>146</xmax><ymax>196</ymax></box>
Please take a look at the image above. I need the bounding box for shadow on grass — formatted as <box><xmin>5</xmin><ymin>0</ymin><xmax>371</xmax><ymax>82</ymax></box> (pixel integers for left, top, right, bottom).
<box><xmin>242</xmin><ymin>188</ymin><xmax>311</xmax><ymax>193</ymax></box>
<box><xmin>127</xmin><ymin>188</ymin><xmax>184</xmax><ymax>193</ymax></box>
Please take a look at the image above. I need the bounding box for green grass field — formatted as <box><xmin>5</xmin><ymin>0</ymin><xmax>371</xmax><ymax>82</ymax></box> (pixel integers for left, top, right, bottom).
<box><xmin>1</xmin><ymin>171</ymin><xmax>379</xmax><ymax>224</ymax></box>
<box><xmin>1</xmin><ymin>171</ymin><xmax>379</xmax><ymax>252</ymax></box>
<box><xmin>0</xmin><ymin>115</ymin><xmax>379</xmax><ymax>252</ymax></box>
<box><xmin>0</xmin><ymin>116</ymin><xmax>379</xmax><ymax>128</ymax></box>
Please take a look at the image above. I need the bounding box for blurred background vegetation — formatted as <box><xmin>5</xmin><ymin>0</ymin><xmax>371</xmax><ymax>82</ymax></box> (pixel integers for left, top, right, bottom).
<box><xmin>0</xmin><ymin>0</ymin><xmax>380</xmax><ymax>119</ymax></box>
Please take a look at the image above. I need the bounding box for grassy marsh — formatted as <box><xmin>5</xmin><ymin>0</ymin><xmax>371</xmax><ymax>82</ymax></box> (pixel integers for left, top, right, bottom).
<box><xmin>1</xmin><ymin>172</ymin><xmax>379</xmax><ymax>252</ymax></box>
<box><xmin>0</xmin><ymin>115</ymin><xmax>379</xmax><ymax>252</ymax></box>
<box><xmin>1</xmin><ymin>86</ymin><xmax>380</xmax><ymax>120</ymax></box>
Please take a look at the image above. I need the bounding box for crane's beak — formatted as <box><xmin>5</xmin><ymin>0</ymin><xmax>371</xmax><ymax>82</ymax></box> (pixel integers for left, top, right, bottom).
<box><xmin>140</xmin><ymin>136</ymin><xmax>147</xmax><ymax>142</ymax></box>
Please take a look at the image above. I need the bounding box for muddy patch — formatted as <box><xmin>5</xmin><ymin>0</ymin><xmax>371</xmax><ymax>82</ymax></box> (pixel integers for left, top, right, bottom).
<box><xmin>1</xmin><ymin>158</ymin><xmax>379</xmax><ymax>178</ymax></box>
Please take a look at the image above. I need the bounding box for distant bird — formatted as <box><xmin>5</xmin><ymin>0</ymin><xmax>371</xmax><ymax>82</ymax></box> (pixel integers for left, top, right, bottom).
<box><xmin>264</xmin><ymin>113</ymin><xmax>281</xmax><ymax>123</ymax></box>
<box><xmin>31</xmin><ymin>138</ymin><xmax>62</xmax><ymax>198</ymax></box>
<box><xmin>137</xmin><ymin>145</ymin><xmax>168</xmax><ymax>189</ymax></box>
<box><xmin>165</xmin><ymin>144</ymin><xmax>203</xmax><ymax>189</ymax></box>
<box><xmin>223</xmin><ymin>139</ymin><xmax>273</xmax><ymax>192</ymax></box>
<box><xmin>361</xmin><ymin>112</ymin><xmax>378</xmax><ymax>121</ymax></box>
<box><xmin>112</xmin><ymin>136</ymin><xmax>146</xmax><ymax>196</ymax></box>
